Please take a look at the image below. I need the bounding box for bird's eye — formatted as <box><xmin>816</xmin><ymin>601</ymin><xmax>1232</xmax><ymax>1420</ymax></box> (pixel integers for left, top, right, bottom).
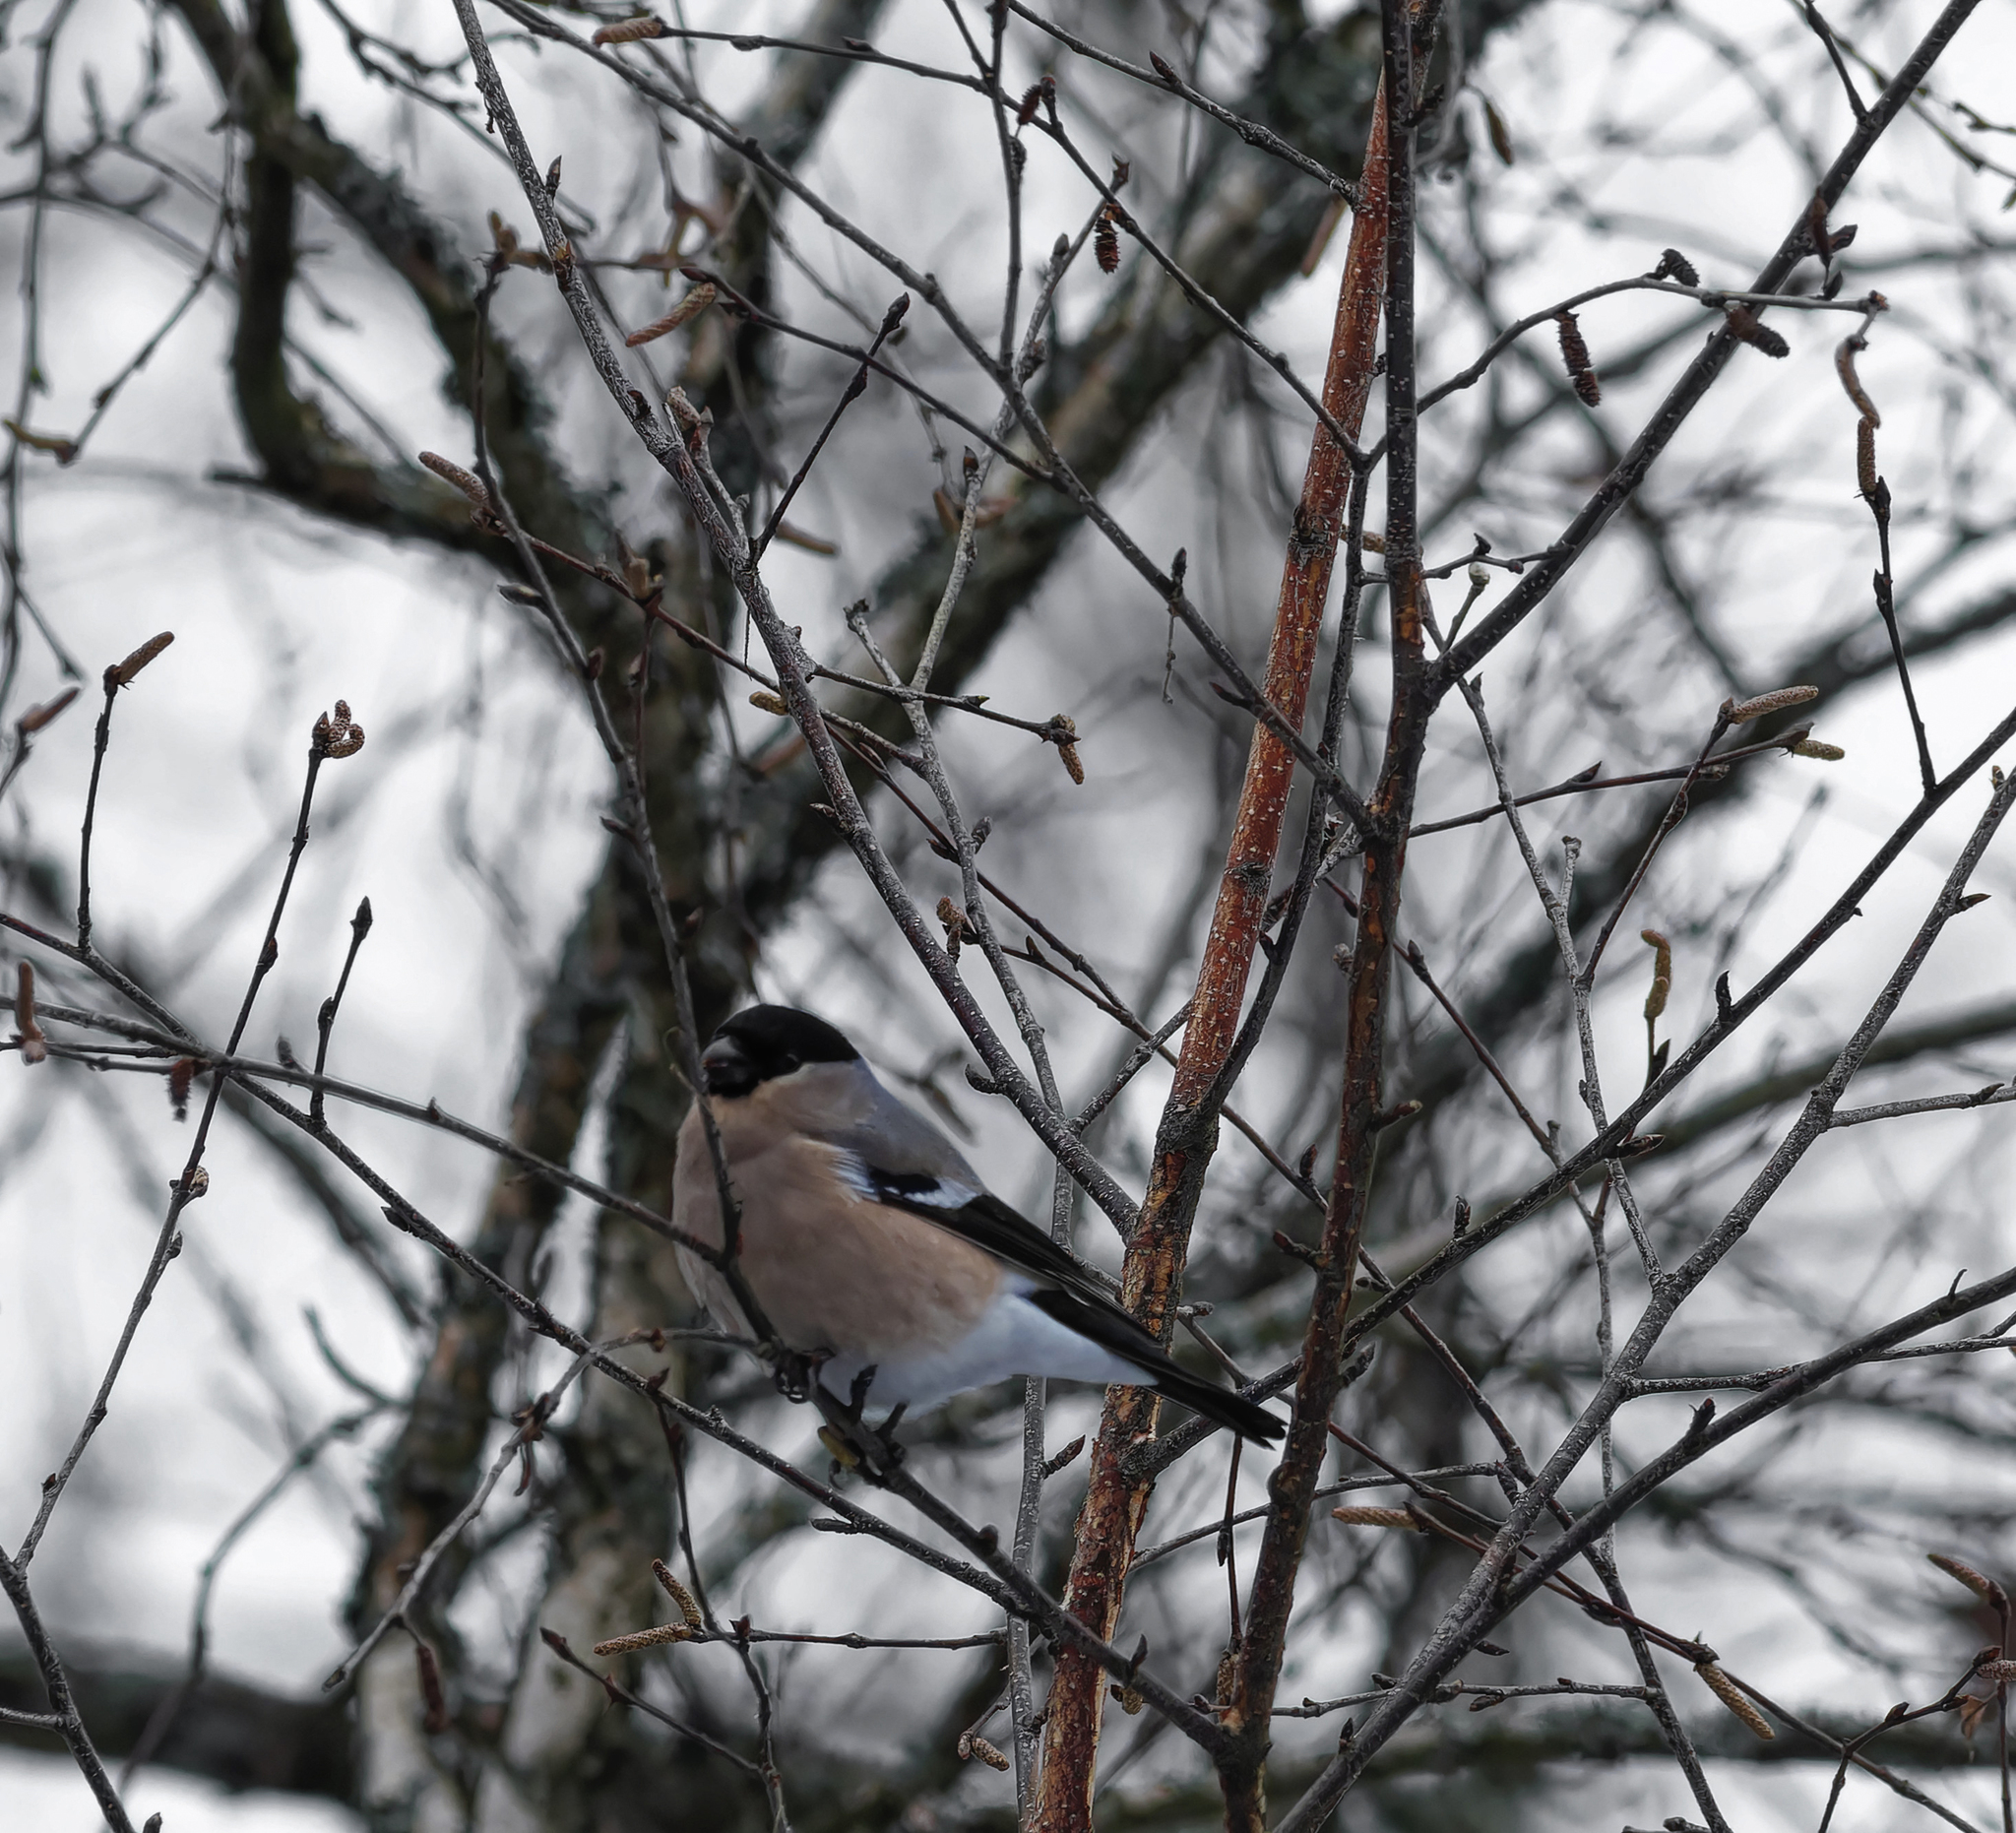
<box><xmin>777</xmin><ymin>1052</ymin><xmax>799</xmax><ymax>1073</ymax></box>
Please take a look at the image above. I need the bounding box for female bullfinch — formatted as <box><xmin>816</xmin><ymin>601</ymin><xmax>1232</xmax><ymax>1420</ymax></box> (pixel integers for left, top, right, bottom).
<box><xmin>671</xmin><ymin>1004</ymin><xmax>1284</xmax><ymax>1443</ymax></box>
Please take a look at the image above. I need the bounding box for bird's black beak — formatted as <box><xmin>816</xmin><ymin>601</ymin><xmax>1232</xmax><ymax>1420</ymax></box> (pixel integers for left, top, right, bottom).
<box><xmin>700</xmin><ymin>1033</ymin><xmax>758</xmax><ymax>1098</ymax></box>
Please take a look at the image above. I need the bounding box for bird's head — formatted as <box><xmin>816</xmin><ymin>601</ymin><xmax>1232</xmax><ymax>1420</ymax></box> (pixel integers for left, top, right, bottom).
<box><xmin>699</xmin><ymin>1005</ymin><xmax>860</xmax><ymax>1099</ymax></box>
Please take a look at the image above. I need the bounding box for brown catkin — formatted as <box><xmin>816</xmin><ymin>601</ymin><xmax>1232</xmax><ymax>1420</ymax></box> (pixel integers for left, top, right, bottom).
<box><xmin>1725</xmin><ymin>304</ymin><xmax>1790</xmax><ymax>358</ymax></box>
<box><xmin>968</xmin><ymin>1735</ymin><xmax>1012</xmax><ymax>1770</ymax></box>
<box><xmin>1835</xmin><ymin>338</ymin><xmax>1880</xmax><ymax>426</ymax></box>
<box><xmin>1654</xmin><ymin>247</ymin><xmax>1700</xmax><ymax>287</ymax></box>
<box><xmin>419</xmin><ymin>451</ymin><xmax>491</xmax><ymax>509</ymax></box>
<box><xmin>1791</xmin><ymin>738</ymin><xmax>1846</xmax><ymax>761</ymax></box>
<box><xmin>593</xmin><ymin>1624</ymin><xmax>697</xmax><ymax>1655</ymax></box>
<box><xmin>323</xmin><ymin>699</ymin><xmax>366</xmax><ymax>759</ymax></box>
<box><xmin>112</xmin><ymin>631</ymin><xmax>175</xmax><ymax>684</ymax></box>
<box><xmin>1555</xmin><ymin>312</ymin><xmax>1601</xmax><ymax>406</ymax></box>
<box><xmin>1724</xmin><ymin>683</ymin><xmax>1818</xmax><ymax>724</ymax></box>
<box><xmin>1051</xmin><ymin>713</ymin><xmax>1085</xmax><ymax>784</ymax></box>
<box><xmin>625</xmin><ymin>283</ymin><xmax>715</xmax><ymax>347</ymax></box>
<box><xmin>592</xmin><ymin>15</ymin><xmax>664</xmax><ymax>43</ymax></box>
<box><xmin>1695</xmin><ymin>1663</ymin><xmax>1774</xmax><ymax>1739</ymax></box>
<box><xmin>1857</xmin><ymin>415</ymin><xmax>1878</xmax><ymax>499</ymax></box>
<box><xmin>651</xmin><ymin>1558</ymin><xmax>705</xmax><ymax>1626</ymax></box>
<box><xmin>18</xmin><ymin>685</ymin><xmax>79</xmax><ymax>732</ymax></box>
<box><xmin>1095</xmin><ymin>208</ymin><xmax>1120</xmax><ymax>274</ymax></box>
<box><xmin>1929</xmin><ymin>1552</ymin><xmax>1997</xmax><ymax>1601</ymax></box>
<box><xmin>1331</xmin><ymin>1506</ymin><xmax>1418</xmax><ymax>1529</ymax></box>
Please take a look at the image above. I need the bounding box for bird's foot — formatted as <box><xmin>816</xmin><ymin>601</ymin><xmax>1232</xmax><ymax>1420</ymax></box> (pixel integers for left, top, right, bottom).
<box><xmin>811</xmin><ymin>1375</ymin><xmax>907</xmax><ymax>1485</ymax></box>
<box><xmin>770</xmin><ymin>1346</ymin><xmax>826</xmax><ymax>1404</ymax></box>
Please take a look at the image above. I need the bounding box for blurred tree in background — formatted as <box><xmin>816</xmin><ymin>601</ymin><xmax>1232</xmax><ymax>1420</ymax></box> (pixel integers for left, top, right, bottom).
<box><xmin>4</xmin><ymin>0</ymin><xmax>2016</xmax><ymax>1828</ymax></box>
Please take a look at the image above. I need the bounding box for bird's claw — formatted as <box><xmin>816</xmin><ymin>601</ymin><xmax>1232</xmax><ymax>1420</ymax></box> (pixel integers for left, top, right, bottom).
<box><xmin>811</xmin><ymin>1373</ymin><xmax>907</xmax><ymax>1485</ymax></box>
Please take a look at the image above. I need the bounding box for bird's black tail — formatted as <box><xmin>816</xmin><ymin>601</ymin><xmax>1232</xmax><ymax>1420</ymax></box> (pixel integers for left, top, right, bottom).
<box><xmin>1023</xmin><ymin>1287</ymin><xmax>1284</xmax><ymax>1442</ymax></box>
<box><xmin>1147</xmin><ymin>1359</ymin><xmax>1286</xmax><ymax>1444</ymax></box>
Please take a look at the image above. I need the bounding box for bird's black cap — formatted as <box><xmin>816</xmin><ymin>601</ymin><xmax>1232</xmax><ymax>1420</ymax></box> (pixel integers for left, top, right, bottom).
<box><xmin>702</xmin><ymin>1005</ymin><xmax>859</xmax><ymax>1096</ymax></box>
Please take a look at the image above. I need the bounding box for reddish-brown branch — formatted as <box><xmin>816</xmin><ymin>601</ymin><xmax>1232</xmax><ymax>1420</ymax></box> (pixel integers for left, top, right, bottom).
<box><xmin>1032</xmin><ymin>80</ymin><xmax>1392</xmax><ymax>1833</ymax></box>
<box><xmin>1217</xmin><ymin>8</ymin><xmax>1433</xmax><ymax>1821</ymax></box>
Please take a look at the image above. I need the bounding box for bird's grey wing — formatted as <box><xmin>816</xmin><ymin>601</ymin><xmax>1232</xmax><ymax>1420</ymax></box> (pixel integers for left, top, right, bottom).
<box><xmin>825</xmin><ymin>1143</ymin><xmax>1117</xmax><ymax>1306</ymax></box>
<box><xmin>838</xmin><ymin>1158</ymin><xmax>1286</xmax><ymax>1443</ymax></box>
<box><xmin>817</xmin><ymin>1078</ymin><xmax>1130</xmax><ymax>1307</ymax></box>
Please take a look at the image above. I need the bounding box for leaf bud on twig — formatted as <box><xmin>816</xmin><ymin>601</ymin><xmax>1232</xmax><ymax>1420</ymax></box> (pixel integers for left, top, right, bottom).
<box><xmin>1640</xmin><ymin>929</ymin><xmax>1671</xmax><ymax>1022</ymax></box>
<box><xmin>14</xmin><ymin>962</ymin><xmax>47</xmax><ymax>1064</ymax></box>
<box><xmin>4</xmin><ymin>418</ymin><xmax>78</xmax><ymax>465</ymax></box>
<box><xmin>663</xmin><ymin>388</ymin><xmax>705</xmax><ymax>434</ymax></box>
<box><xmin>1806</xmin><ymin>191</ymin><xmax>1833</xmax><ymax>269</ymax></box>
<box><xmin>1041</xmin><ymin>1434</ymin><xmax>1087</xmax><ymax>1478</ymax></box>
<box><xmin>1481</xmin><ymin>95</ymin><xmax>1514</xmax><ymax>165</ymax></box>
<box><xmin>1723</xmin><ymin>305</ymin><xmax>1790</xmax><ymax>358</ymax></box>
<box><xmin>816</xmin><ymin>1424</ymin><xmax>861</xmax><ymax>1468</ymax></box>
<box><xmin>936</xmin><ymin>897</ymin><xmax>972</xmax><ymax>959</ymax></box>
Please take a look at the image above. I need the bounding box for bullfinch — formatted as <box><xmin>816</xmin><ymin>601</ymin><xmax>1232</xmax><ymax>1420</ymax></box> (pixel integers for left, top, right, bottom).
<box><xmin>671</xmin><ymin>1004</ymin><xmax>1284</xmax><ymax>1443</ymax></box>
